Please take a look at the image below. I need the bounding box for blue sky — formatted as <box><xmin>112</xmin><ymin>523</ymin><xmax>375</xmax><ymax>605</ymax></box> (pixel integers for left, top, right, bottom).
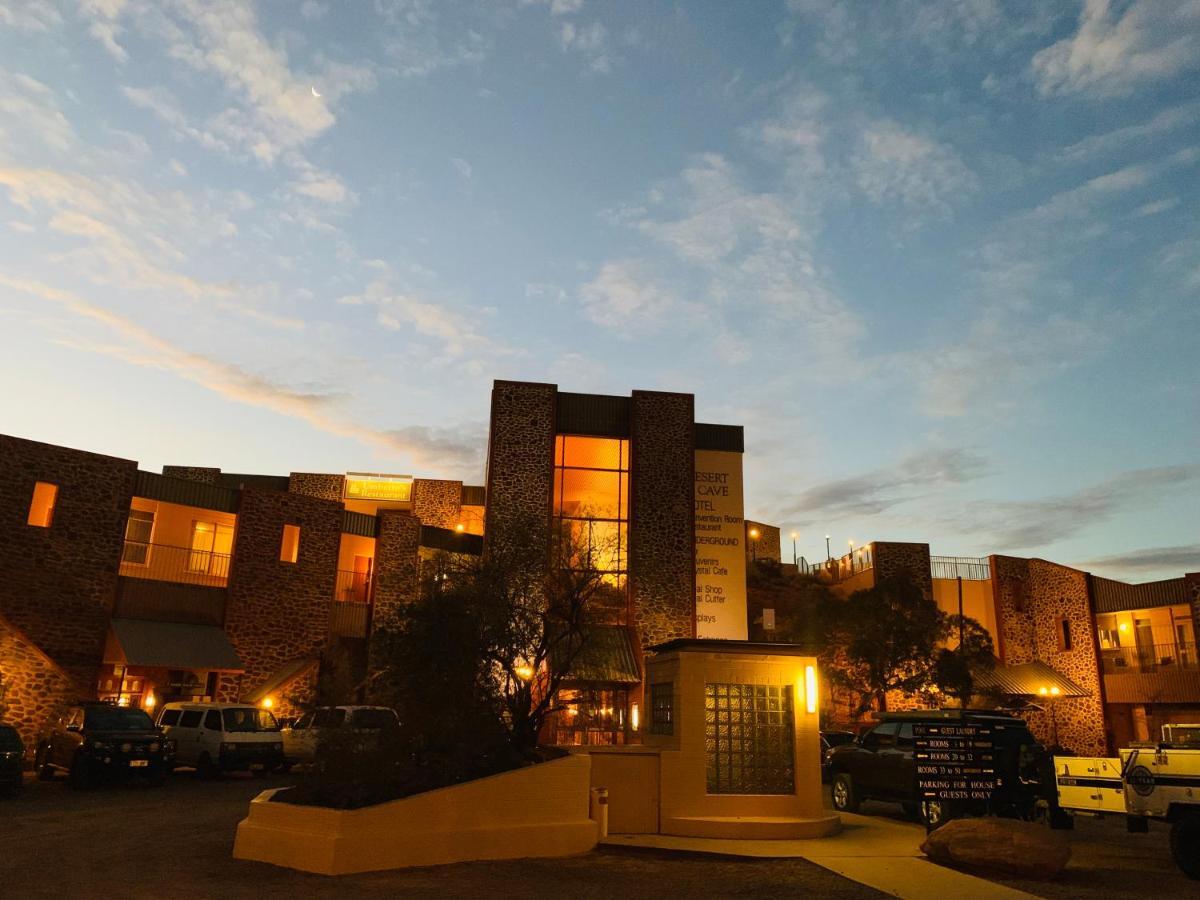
<box><xmin>1</xmin><ymin>0</ymin><xmax>1197</xmax><ymax>580</ymax></box>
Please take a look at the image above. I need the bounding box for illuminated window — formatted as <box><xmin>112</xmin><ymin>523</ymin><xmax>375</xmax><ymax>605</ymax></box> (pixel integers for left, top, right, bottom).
<box><xmin>189</xmin><ymin>521</ymin><xmax>234</xmax><ymax>576</ymax></box>
<box><xmin>650</xmin><ymin>681</ymin><xmax>674</xmax><ymax>735</ymax></box>
<box><xmin>705</xmin><ymin>683</ymin><xmax>795</xmax><ymax>795</ymax></box>
<box><xmin>27</xmin><ymin>481</ymin><xmax>58</xmax><ymax>528</ymax></box>
<box><xmin>553</xmin><ymin>435</ymin><xmax>628</xmax><ymax>587</ymax></box>
<box><xmin>280</xmin><ymin>524</ymin><xmax>300</xmax><ymax>563</ymax></box>
<box><xmin>122</xmin><ymin>509</ymin><xmax>155</xmax><ymax>565</ymax></box>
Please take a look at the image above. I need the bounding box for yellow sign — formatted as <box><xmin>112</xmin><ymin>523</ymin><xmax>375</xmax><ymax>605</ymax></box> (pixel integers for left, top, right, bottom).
<box><xmin>344</xmin><ymin>473</ymin><xmax>413</xmax><ymax>501</ymax></box>
<box><xmin>694</xmin><ymin>449</ymin><xmax>748</xmax><ymax>640</ymax></box>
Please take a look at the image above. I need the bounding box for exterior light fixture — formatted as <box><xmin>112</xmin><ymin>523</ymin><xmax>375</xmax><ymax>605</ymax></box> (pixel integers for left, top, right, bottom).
<box><xmin>1119</xmin><ymin>622</ymin><xmax>1129</xmax><ymax>632</ymax></box>
<box><xmin>515</xmin><ymin>664</ymin><xmax>534</xmax><ymax>681</ymax></box>
<box><xmin>631</xmin><ymin>702</ymin><xmax>639</xmax><ymax>731</ymax></box>
<box><xmin>804</xmin><ymin>665</ymin><xmax>818</xmax><ymax>715</ymax></box>
<box><xmin>143</xmin><ymin>691</ymin><xmax>156</xmax><ymax>711</ymax></box>
<box><xmin>1050</xmin><ymin>686</ymin><xmax>1061</xmax><ymax>697</ymax></box>
<box><xmin>262</xmin><ymin>697</ymin><xmax>274</xmax><ymax>709</ymax></box>
<box><xmin>455</xmin><ymin>523</ymin><xmax>465</xmax><ymax>533</ymax></box>
<box><xmin>749</xmin><ymin>528</ymin><xmax>760</xmax><ymax>539</ymax></box>
<box><xmin>1038</xmin><ymin>686</ymin><xmax>1049</xmax><ymax>696</ymax></box>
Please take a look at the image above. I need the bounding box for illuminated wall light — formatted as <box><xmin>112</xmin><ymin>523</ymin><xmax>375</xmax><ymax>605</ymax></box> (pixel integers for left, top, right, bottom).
<box><xmin>631</xmin><ymin>702</ymin><xmax>640</xmax><ymax>731</ymax></box>
<box><xmin>262</xmin><ymin>697</ymin><xmax>274</xmax><ymax>709</ymax></box>
<box><xmin>515</xmin><ymin>664</ymin><xmax>534</xmax><ymax>681</ymax></box>
<box><xmin>143</xmin><ymin>691</ymin><xmax>156</xmax><ymax>711</ymax></box>
<box><xmin>455</xmin><ymin>523</ymin><xmax>465</xmax><ymax>533</ymax></box>
<box><xmin>804</xmin><ymin>665</ymin><xmax>818</xmax><ymax>715</ymax></box>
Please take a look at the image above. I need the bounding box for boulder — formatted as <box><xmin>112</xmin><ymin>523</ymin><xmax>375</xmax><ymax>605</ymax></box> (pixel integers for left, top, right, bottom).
<box><xmin>920</xmin><ymin>817</ymin><xmax>1071</xmax><ymax>879</ymax></box>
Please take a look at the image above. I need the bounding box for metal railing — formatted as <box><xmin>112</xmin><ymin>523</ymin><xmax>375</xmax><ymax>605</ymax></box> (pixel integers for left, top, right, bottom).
<box><xmin>1101</xmin><ymin>642</ymin><xmax>1199</xmax><ymax>674</ymax></box>
<box><xmin>333</xmin><ymin>569</ymin><xmax>372</xmax><ymax>604</ymax></box>
<box><xmin>931</xmin><ymin>555</ymin><xmax>991</xmax><ymax>581</ymax></box>
<box><xmin>798</xmin><ymin>548</ymin><xmax>873</xmax><ymax>582</ymax></box>
<box><xmin>119</xmin><ymin>541</ymin><xmax>230</xmax><ymax>587</ymax></box>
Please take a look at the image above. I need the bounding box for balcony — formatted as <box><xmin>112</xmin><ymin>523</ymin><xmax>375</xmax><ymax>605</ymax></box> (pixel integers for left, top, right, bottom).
<box><xmin>1102</xmin><ymin>642</ymin><xmax>1200</xmax><ymax>704</ymax></box>
<box><xmin>119</xmin><ymin>541</ymin><xmax>231</xmax><ymax>587</ymax></box>
<box><xmin>1101</xmin><ymin>642</ymin><xmax>1198</xmax><ymax>674</ymax></box>
<box><xmin>330</xmin><ymin>570</ymin><xmax>371</xmax><ymax>638</ymax></box>
<box><xmin>931</xmin><ymin>555</ymin><xmax>991</xmax><ymax>581</ymax></box>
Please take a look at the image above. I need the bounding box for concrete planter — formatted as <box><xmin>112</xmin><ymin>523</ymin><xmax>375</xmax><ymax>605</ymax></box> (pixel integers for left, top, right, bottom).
<box><xmin>233</xmin><ymin>754</ymin><xmax>599</xmax><ymax>875</ymax></box>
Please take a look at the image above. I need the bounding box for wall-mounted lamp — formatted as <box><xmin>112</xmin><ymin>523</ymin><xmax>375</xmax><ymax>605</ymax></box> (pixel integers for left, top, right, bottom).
<box><xmin>804</xmin><ymin>665</ymin><xmax>818</xmax><ymax>715</ymax></box>
<box><xmin>631</xmin><ymin>702</ymin><xmax>640</xmax><ymax>731</ymax></box>
<box><xmin>143</xmin><ymin>691</ymin><xmax>156</xmax><ymax>711</ymax></box>
<box><xmin>261</xmin><ymin>697</ymin><xmax>274</xmax><ymax>709</ymax></box>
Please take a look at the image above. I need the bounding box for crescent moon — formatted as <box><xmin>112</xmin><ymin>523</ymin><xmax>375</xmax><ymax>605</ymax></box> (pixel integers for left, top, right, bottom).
<box><xmin>311</xmin><ymin>86</ymin><xmax>322</xmax><ymax>98</ymax></box>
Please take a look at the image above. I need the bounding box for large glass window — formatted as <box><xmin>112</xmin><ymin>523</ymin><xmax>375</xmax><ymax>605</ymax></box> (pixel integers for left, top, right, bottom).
<box><xmin>189</xmin><ymin>521</ymin><xmax>233</xmax><ymax>576</ymax></box>
<box><xmin>122</xmin><ymin>509</ymin><xmax>155</xmax><ymax>565</ymax></box>
<box><xmin>650</xmin><ymin>681</ymin><xmax>674</xmax><ymax>736</ymax></box>
<box><xmin>705</xmin><ymin>683</ymin><xmax>795</xmax><ymax>795</ymax></box>
<box><xmin>552</xmin><ymin>687</ymin><xmax>629</xmax><ymax>746</ymax></box>
<box><xmin>553</xmin><ymin>435</ymin><xmax>628</xmax><ymax>588</ymax></box>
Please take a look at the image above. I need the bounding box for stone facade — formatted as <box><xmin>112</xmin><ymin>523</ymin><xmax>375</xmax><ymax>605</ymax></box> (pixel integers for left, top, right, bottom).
<box><xmin>0</xmin><ymin>435</ymin><xmax>135</xmax><ymax>692</ymax></box>
<box><xmin>413</xmin><ymin>478</ymin><xmax>463</xmax><ymax>529</ymax></box>
<box><xmin>1188</xmin><ymin>573</ymin><xmax>1200</xmax><ymax>640</ymax></box>
<box><xmin>368</xmin><ymin>511</ymin><xmax>422</xmax><ymax>670</ymax></box>
<box><xmin>746</xmin><ymin>521</ymin><xmax>781</xmax><ymax>564</ymax></box>
<box><xmin>0</xmin><ymin>613</ymin><xmax>77</xmax><ymax>753</ymax></box>
<box><xmin>224</xmin><ymin>487</ymin><xmax>341</xmax><ymax>703</ymax></box>
<box><xmin>484</xmin><ymin>381</ymin><xmax>556</xmax><ymax>547</ymax></box>
<box><xmin>990</xmin><ymin>555</ymin><xmax>1107</xmax><ymax>756</ymax></box>
<box><xmin>288</xmin><ymin>472</ymin><xmax>345</xmax><ymax>501</ymax></box>
<box><xmin>629</xmin><ymin>391</ymin><xmax>696</xmax><ymax>650</ymax></box>
<box><xmin>161</xmin><ymin>465</ymin><xmax>221</xmax><ymax>484</ymax></box>
<box><xmin>873</xmin><ymin>542</ymin><xmax>933</xmax><ymax>599</ymax></box>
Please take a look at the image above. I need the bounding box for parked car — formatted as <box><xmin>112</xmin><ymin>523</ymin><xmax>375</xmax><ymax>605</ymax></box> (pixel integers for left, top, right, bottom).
<box><xmin>820</xmin><ymin>730</ymin><xmax>857</xmax><ymax>783</ymax></box>
<box><xmin>281</xmin><ymin>706</ymin><xmax>399</xmax><ymax>765</ymax></box>
<box><xmin>827</xmin><ymin>710</ymin><xmax>1054</xmax><ymax>828</ymax></box>
<box><xmin>35</xmin><ymin>702</ymin><xmax>173</xmax><ymax>788</ymax></box>
<box><xmin>157</xmin><ymin>702</ymin><xmax>283</xmax><ymax>776</ymax></box>
<box><xmin>1</xmin><ymin>724</ymin><xmax>25</xmax><ymax>796</ymax></box>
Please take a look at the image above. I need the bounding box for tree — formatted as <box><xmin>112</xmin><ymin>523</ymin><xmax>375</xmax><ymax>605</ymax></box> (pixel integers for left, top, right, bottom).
<box><xmin>932</xmin><ymin>616</ymin><xmax>996</xmax><ymax>708</ymax></box>
<box><xmin>826</xmin><ymin>574</ymin><xmax>949</xmax><ymax>715</ymax></box>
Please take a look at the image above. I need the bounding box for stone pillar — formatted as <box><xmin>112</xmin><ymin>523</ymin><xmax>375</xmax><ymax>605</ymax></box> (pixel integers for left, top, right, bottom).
<box><xmin>629</xmin><ymin>390</ymin><xmax>695</xmax><ymax>650</ymax></box>
<box><xmin>368</xmin><ymin>510</ymin><xmax>422</xmax><ymax>668</ymax></box>
<box><xmin>484</xmin><ymin>381</ymin><xmax>556</xmax><ymax>551</ymax></box>
<box><xmin>288</xmin><ymin>473</ymin><xmax>345</xmax><ymax>501</ymax></box>
<box><xmin>161</xmin><ymin>465</ymin><xmax>221</xmax><ymax>484</ymax></box>
<box><xmin>872</xmin><ymin>542</ymin><xmax>933</xmax><ymax>598</ymax></box>
<box><xmin>224</xmin><ymin>488</ymin><xmax>341</xmax><ymax>697</ymax></box>
<box><xmin>1187</xmin><ymin>573</ymin><xmax>1200</xmax><ymax>645</ymax></box>
<box><xmin>412</xmin><ymin>478</ymin><xmax>463</xmax><ymax>529</ymax></box>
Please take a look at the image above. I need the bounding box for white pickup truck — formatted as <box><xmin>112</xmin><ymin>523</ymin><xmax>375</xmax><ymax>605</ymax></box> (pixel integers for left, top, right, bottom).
<box><xmin>1054</xmin><ymin>724</ymin><xmax>1200</xmax><ymax>880</ymax></box>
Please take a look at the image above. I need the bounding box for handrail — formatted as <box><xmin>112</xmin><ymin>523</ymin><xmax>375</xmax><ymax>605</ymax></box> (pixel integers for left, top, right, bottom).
<box><xmin>1101</xmin><ymin>642</ymin><xmax>1198</xmax><ymax>674</ymax></box>
<box><xmin>119</xmin><ymin>541</ymin><xmax>230</xmax><ymax>587</ymax></box>
<box><xmin>931</xmin><ymin>556</ymin><xmax>991</xmax><ymax>581</ymax></box>
<box><xmin>334</xmin><ymin>569</ymin><xmax>372</xmax><ymax>604</ymax></box>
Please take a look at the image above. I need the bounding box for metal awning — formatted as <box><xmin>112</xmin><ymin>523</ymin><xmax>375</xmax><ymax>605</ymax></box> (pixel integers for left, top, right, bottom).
<box><xmin>243</xmin><ymin>657</ymin><xmax>320</xmax><ymax>704</ymax></box>
<box><xmin>975</xmin><ymin>660</ymin><xmax>1089</xmax><ymax>698</ymax></box>
<box><xmin>105</xmin><ymin>618</ymin><xmax>243</xmax><ymax>671</ymax></box>
<box><xmin>556</xmin><ymin>626</ymin><xmax>641</xmax><ymax>684</ymax></box>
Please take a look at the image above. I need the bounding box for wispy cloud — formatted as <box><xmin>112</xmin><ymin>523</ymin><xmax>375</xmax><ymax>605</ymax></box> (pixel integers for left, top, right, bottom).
<box><xmin>1076</xmin><ymin>544</ymin><xmax>1200</xmax><ymax>579</ymax></box>
<box><xmin>1031</xmin><ymin>0</ymin><xmax>1200</xmax><ymax>97</ymax></box>
<box><xmin>961</xmin><ymin>465</ymin><xmax>1200</xmax><ymax>551</ymax></box>
<box><xmin>776</xmin><ymin>448</ymin><xmax>987</xmax><ymax>526</ymax></box>
<box><xmin>0</xmin><ymin>1</ymin><xmax>61</xmax><ymax>31</ymax></box>
<box><xmin>0</xmin><ymin>274</ymin><xmax>481</xmax><ymax>470</ymax></box>
<box><xmin>0</xmin><ymin>70</ymin><xmax>75</xmax><ymax>155</ymax></box>
<box><xmin>577</xmin><ymin>260</ymin><xmax>685</xmax><ymax>330</ymax></box>
<box><xmin>559</xmin><ymin>20</ymin><xmax>613</xmax><ymax>73</ymax></box>
<box><xmin>851</xmin><ymin>119</ymin><xmax>978</xmax><ymax>218</ymax></box>
<box><xmin>1058</xmin><ymin>102</ymin><xmax>1199</xmax><ymax>162</ymax></box>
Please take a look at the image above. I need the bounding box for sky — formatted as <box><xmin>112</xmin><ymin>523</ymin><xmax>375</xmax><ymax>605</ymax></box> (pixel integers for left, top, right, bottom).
<box><xmin>0</xmin><ymin>0</ymin><xmax>1197</xmax><ymax>582</ymax></box>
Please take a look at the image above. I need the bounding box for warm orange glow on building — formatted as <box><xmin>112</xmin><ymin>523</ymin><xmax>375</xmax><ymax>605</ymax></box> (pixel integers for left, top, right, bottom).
<box><xmin>553</xmin><ymin>436</ymin><xmax>628</xmax><ymax>583</ymax></box>
<box><xmin>280</xmin><ymin>524</ymin><xmax>300</xmax><ymax>563</ymax></box>
<box><xmin>27</xmin><ymin>481</ymin><xmax>57</xmax><ymax>527</ymax></box>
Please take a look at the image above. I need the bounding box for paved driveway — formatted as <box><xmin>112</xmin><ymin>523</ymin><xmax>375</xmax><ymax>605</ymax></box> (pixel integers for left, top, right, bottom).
<box><xmin>0</xmin><ymin>773</ymin><xmax>880</xmax><ymax>899</ymax></box>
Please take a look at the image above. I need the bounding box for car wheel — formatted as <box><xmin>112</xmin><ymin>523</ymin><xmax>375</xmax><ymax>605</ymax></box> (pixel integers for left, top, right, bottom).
<box><xmin>68</xmin><ymin>758</ymin><xmax>91</xmax><ymax>790</ymax></box>
<box><xmin>831</xmin><ymin>773</ymin><xmax>860</xmax><ymax>813</ymax></box>
<box><xmin>920</xmin><ymin>799</ymin><xmax>951</xmax><ymax>829</ymax></box>
<box><xmin>35</xmin><ymin>746</ymin><xmax>55</xmax><ymax>781</ymax></box>
<box><xmin>1170</xmin><ymin>813</ymin><xmax>1200</xmax><ymax>880</ymax></box>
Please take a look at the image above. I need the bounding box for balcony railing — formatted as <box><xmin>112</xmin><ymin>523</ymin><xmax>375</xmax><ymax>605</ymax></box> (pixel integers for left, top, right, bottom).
<box><xmin>931</xmin><ymin>555</ymin><xmax>991</xmax><ymax>581</ymax></box>
<box><xmin>333</xmin><ymin>569</ymin><xmax>372</xmax><ymax>604</ymax></box>
<box><xmin>1101</xmin><ymin>642</ymin><xmax>1199</xmax><ymax>674</ymax></box>
<box><xmin>119</xmin><ymin>542</ymin><xmax>230</xmax><ymax>587</ymax></box>
<box><xmin>799</xmin><ymin>548</ymin><xmax>873</xmax><ymax>582</ymax></box>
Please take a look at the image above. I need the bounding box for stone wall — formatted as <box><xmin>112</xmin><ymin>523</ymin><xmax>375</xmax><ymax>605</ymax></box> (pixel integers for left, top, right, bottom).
<box><xmin>484</xmin><ymin>381</ymin><xmax>556</xmax><ymax>549</ymax></box>
<box><xmin>746</xmin><ymin>521</ymin><xmax>781</xmax><ymax>564</ymax></box>
<box><xmin>0</xmin><ymin>435</ymin><xmax>136</xmax><ymax>692</ymax></box>
<box><xmin>0</xmin><ymin>614</ymin><xmax>77</xmax><ymax>753</ymax></box>
<box><xmin>872</xmin><ymin>542</ymin><xmax>933</xmax><ymax>599</ymax></box>
<box><xmin>1188</xmin><ymin>573</ymin><xmax>1200</xmax><ymax>641</ymax></box>
<box><xmin>368</xmin><ymin>511</ymin><xmax>422</xmax><ymax>670</ymax></box>
<box><xmin>413</xmin><ymin>478</ymin><xmax>463</xmax><ymax>529</ymax></box>
<box><xmin>990</xmin><ymin>555</ymin><xmax>1107</xmax><ymax>756</ymax></box>
<box><xmin>161</xmin><ymin>465</ymin><xmax>221</xmax><ymax>484</ymax></box>
<box><xmin>288</xmin><ymin>472</ymin><xmax>345</xmax><ymax>501</ymax></box>
<box><xmin>629</xmin><ymin>391</ymin><xmax>696</xmax><ymax>650</ymax></box>
<box><xmin>224</xmin><ymin>487</ymin><xmax>341</xmax><ymax>702</ymax></box>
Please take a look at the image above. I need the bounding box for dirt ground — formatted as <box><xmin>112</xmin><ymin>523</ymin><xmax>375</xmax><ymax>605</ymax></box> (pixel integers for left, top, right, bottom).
<box><xmin>0</xmin><ymin>773</ymin><xmax>882</xmax><ymax>899</ymax></box>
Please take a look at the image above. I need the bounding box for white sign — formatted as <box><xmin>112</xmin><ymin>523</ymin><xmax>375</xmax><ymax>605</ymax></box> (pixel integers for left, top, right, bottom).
<box><xmin>762</xmin><ymin>608</ymin><xmax>776</xmax><ymax>631</ymax></box>
<box><xmin>694</xmin><ymin>449</ymin><xmax>748</xmax><ymax>640</ymax></box>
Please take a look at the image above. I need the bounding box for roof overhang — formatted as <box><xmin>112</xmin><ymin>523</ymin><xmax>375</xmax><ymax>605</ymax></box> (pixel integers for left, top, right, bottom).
<box><xmin>105</xmin><ymin>619</ymin><xmax>244</xmax><ymax>672</ymax></box>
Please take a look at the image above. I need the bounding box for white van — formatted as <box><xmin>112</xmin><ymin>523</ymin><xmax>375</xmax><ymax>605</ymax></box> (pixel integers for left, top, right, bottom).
<box><xmin>157</xmin><ymin>702</ymin><xmax>284</xmax><ymax>776</ymax></box>
<box><xmin>281</xmin><ymin>706</ymin><xmax>398</xmax><ymax>764</ymax></box>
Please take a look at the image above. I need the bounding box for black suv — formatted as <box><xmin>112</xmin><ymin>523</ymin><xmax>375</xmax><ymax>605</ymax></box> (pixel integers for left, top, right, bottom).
<box><xmin>827</xmin><ymin>710</ymin><xmax>1055</xmax><ymax>827</ymax></box>
<box><xmin>0</xmin><ymin>724</ymin><xmax>24</xmax><ymax>796</ymax></box>
<box><xmin>36</xmin><ymin>702</ymin><xmax>174</xmax><ymax>788</ymax></box>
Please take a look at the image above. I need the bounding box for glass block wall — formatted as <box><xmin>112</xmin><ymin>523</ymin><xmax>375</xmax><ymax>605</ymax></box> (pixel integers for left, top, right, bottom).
<box><xmin>704</xmin><ymin>682</ymin><xmax>795</xmax><ymax>794</ymax></box>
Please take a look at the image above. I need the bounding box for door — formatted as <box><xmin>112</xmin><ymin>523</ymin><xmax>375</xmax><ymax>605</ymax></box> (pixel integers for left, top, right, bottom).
<box><xmin>53</xmin><ymin>708</ymin><xmax>84</xmax><ymax>767</ymax></box>
<box><xmin>174</xmin><ymin>709</ymin><xmax>204</xmax><ymax>764</ymax></box>
<box><xmin>201</xmin><ymin>709</ymin><xmax>223</xmax><ymax>759</ymax></box>
<box><xmin>1134</xmin><ymin>619</ymin><xmax>1155</xmax><ymax>670</ymax></box>
<box><xmin>882</xmin><ymin>723</ymin><xmax>917</xmax><ymax>800</ymax></box>
<box><xmin>352</xmin><ymin>556</ymin><xmax>372</xmax><ymax>602</ymax></box>
<box><xmin>589</xmin><ymin>751</ymin><xmax>659</xmax><ymax>834</ymax></box>
<box><xmin>857</xmin><ymin>723</ymin><xmax>899</xmax><ymax>795</ymax></box>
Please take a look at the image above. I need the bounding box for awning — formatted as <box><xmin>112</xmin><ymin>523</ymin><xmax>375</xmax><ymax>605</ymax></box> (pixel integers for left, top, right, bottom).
<box><xmin>555</xmin><ymin>626</ymin><xmax>641</xmax><ymax>684</ymax></box>
<box><xmin>975</xmin><ymin>660</ymin><xmax>1088</xmax><ymax>699</ymax></box>
<box><xmin>243</xmin><ymin>657</ymin><xmax>320</xmax><ymax>704</ymax></box>
<box><xmin>105</xmin><ymin>618</ymin><xmax>243</xmax><ymax>671</ymax></box>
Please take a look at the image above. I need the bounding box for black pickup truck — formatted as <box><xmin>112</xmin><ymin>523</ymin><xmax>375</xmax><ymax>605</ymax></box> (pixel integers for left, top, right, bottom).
<box><xmin>827</xmin><ymin>709</ymin><xmax>1058</xmax><ymax>828</ymax></box>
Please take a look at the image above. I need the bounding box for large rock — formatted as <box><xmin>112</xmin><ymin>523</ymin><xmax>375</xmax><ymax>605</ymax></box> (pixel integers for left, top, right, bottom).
<box><xmin>920</xmin><ymin>817</ymin><xmax>1071</xmax><ymax>879</ymax></box>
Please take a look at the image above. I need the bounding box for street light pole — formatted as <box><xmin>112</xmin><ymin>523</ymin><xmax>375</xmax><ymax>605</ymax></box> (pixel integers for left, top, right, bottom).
<box><xmin>790</xmin><ymin>531</ymin><xmax>798</xmax><ymax>566</ymax></box>
<box><xmin>825</xmin><ymin>534</ymin><xmax>831</xmax><ymax>561</ymax></box>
